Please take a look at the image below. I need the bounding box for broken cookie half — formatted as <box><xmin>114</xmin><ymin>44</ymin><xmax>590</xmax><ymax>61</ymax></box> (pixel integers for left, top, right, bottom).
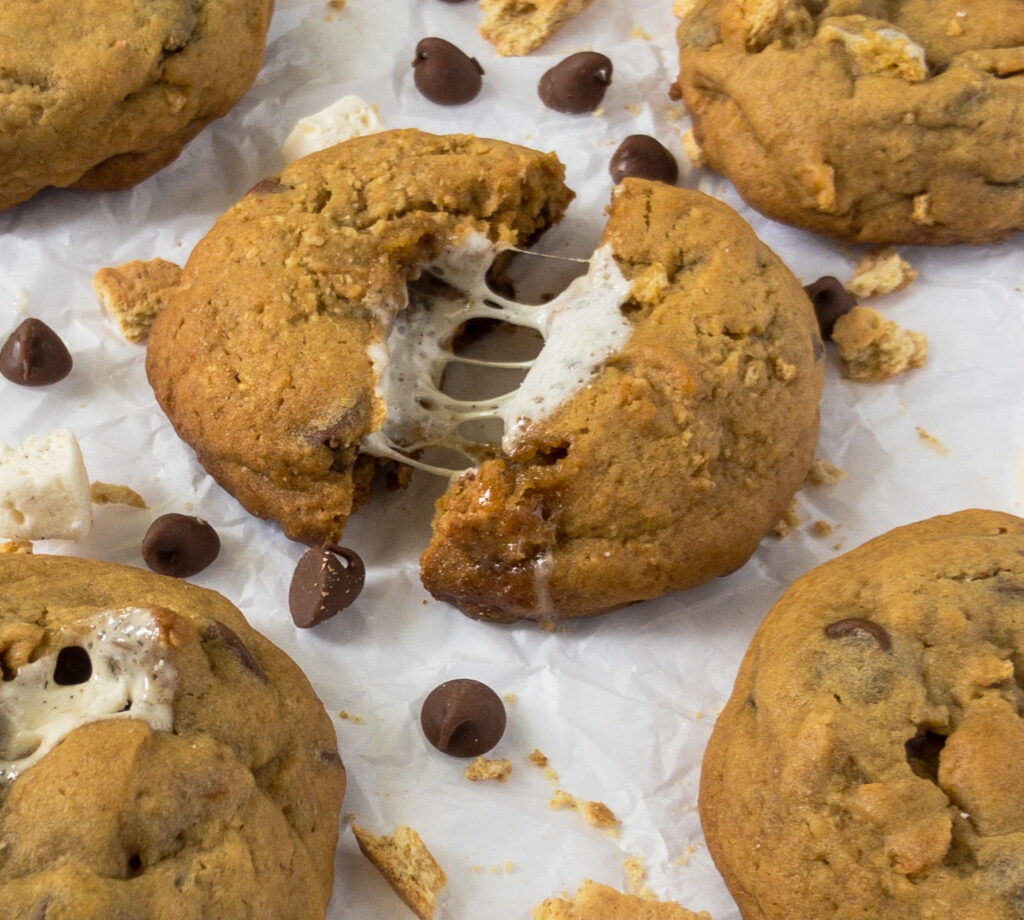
<box><xmin>141</xmin><ymin>129</ymin><xmax>823</xmax><ymax>622</ymax></box>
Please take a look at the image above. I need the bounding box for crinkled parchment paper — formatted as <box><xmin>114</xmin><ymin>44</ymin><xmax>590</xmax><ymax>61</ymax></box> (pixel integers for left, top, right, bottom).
<box><xmin>1</xmin><ymin>1</ymin><xmax>1022</xmax><ymax>917</ymax></box>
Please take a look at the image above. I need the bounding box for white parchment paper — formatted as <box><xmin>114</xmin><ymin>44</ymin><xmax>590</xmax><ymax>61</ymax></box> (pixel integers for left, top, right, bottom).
<box><xmin>1</xmin><ymin>1</ymin><xmax>1023</xmax><ymax>917</ymax></box>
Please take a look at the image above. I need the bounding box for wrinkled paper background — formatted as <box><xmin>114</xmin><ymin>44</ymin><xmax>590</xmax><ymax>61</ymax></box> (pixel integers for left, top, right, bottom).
<box><xmin>1</xmin><ymin>1</ymin><xmax>1023</xmax><ymax>917</ymax></box>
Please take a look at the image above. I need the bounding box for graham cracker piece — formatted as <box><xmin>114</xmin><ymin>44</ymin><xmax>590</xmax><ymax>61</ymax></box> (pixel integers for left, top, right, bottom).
<box><xmin>831</xmin><ymin>305</ymin><xmax>927</xmax><ymax>382</ymax></box>
<box><xmin>92</xmin><ymin>258</ymin><xmax>183</xmax><ymax>343</ymax></box>
<box><xmin>465</xmin><ymin>756</ymin><xmax>513</xmax><ymax>782</ymax></box>
<box><xmin>90</xmin><ymin>481</ymin><xmax>148</xmax><ymax>508</ymax></box>
<box><xmin>352</xmin><ymin>824</ymin><xmax>447</xmax><ymax>920</ymax></box>
<box><xmin>845</xmin><ymin>247</ymin><xmax>917</xmax><ymax>298</ymax></box>
<box><xmin>480</xmin><ymin>0</ymin><xmax>596</xmax><ymax>56</ymax></box>
<box><xmin>532</xmin><ymin>879</ymin><xmax>711</xmax><ymax>919</ymax></box>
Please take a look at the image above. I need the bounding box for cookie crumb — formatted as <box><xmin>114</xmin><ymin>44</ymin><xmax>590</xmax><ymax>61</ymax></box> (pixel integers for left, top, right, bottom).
<box><xmin>806</xmin><ymin>457</ymin><xmax>845</xmax><ymax>486</ymax></box>
<box><xmin>503</xmin><ymin>691</ymin><xmax>518</xmax><ymax>703</ymax></box>
<box><xmin>769</xmin><ymin>500</ymin><xmax>802</xmax><ymax>538</ymax></box>
<box><xmin>338</xmin><ymin>710</ymin><xmax>364</xmax><ymax>724</ymax></box>
<box><xmin>0</xmin><ymin>540</ymin><xmax>33</xmax><ymax>554</ymax></box>
<box><xmin>549</xmin><ymin>789</ymin><xmax>620</xmax><ymax>835</ymax></box>
<box><xmin>528</xmin><ymin>749</ymin><xmax>549</xmax><ymax>767</ymax></box>
<box><xmin>465</xmin><ymin>757</ymin><xmax>513</xmax><ymax>782</ymax></box>
<box><xmin>531</xmin><ymin>879</ymin><xmax>710</xmax><ymax>919</ymax></box>
<box><xmin>90</xmin><ymin>481</ymin><xmax>148</xmax><ymax>508</ymax></box>
<box><xmin>680</xmin><ymin>128</ymin><xmax>707</xmax><ymax>167</ymax></box>
<box><xmin>327</xmin><ymin>0</ymin><xmax>346</xmax><ymax>8</ymax></box>
<box><xmin>92</xmin><ymin>258</ymin><xmax>183</xmax><ymax>343</ymax></box>
<box><xmin>911</xmin><ymin>193</ymin><xmax>934</xmax><ymax>226</ymax></box>
<box><xmin>831</xmin><ymin>306</ymin><xmax>927</xmax><ymax>382</ymax></box>
<box><xmin>915</xmin><ymin>427</ymin><xmax>951</xmax><ymax>455</ymax></box>
<box><xmin>480</xmin><ymin>0</ymin><xmax>596</xmax><ymax>56</ymax></box>
<box><xmin>623</xmin><ymin>853</ymin><xmax>654</xmax><ymax>898</ymax></box>
<box><xmin>812</xmin><ymin>520</ymin><xmax>834</xmax><ymax>537</ymax></box>
<box><xmin>352</xmin><ymin>824</ymin><xmax>447</xmax><ymax>920</ymax></box>
<box><xmin>845</xmin><ymin>248</ymin><xmax>917</xmax><ymax>298</ymax></box>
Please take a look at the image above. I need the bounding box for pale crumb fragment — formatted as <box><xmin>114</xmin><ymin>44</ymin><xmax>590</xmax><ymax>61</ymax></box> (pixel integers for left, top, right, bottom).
<box><xmin>549</xmin><ymin>789</ymin><xmax>620</xmax><ymax>835</ymax></box>
<box><xmin>806</xmin><ymin>457</ymin><xmax>845</xmax><ymax>486</ymax></box>
<box><xmin>532</xmin><ymin>879</ymin><xmax>711</xmax><ymax>919</ymax></box>
<box><xmin>327</xmin><ymin>0</ymin><xmax>346</xmax><ymax>8</ymax></box>
<box><xmin>915</xmin><ymin>427</ymin><xmax>951</xmax><ymax>455</ymax></box>
<box><xmin>832</xmin><ymin>306</ymin><xmax>927</xmax><ymax>382</ymax></box>
<box><xmin>465</xmin><ymin>756</ymin><xmax>513</xmax><ymax>782</ymax></box>
<box><xmin>674</xmin><ymin>843</ymin><xmax>701</xmax><ymax>867</ymax></box>
<box><xmin>503</xmin><ymin>691</ymin><xmax>518</xmax><ymax>704</ymax></box>
<box><xmin>769</xmin><ymin>500</ymin><xmax>801</xmax><ymax>538</ymax></box>
<box><xmin>910</xmin><ymin>193</ymin><xmax>934</xmax><ymax>226</ymax></box>
<box><xmin>352</xmin><ymin>824</ymin><xmax>447</xmax><ymax>920</ymax></box>
<box><xmin>92</xmin><ymin>258</ymin><xmax>183</xmax><ymax>343</ymax></box>
<box><xmin>338</xmin><ymin>710</ymin><xmax>364</xmax><ymax>724</ymax></box>
<box><xmin>631</xmin><ymin>25</ymin><xmax>653</xmax><ymax>40</ymax></box>
<box><xmin>623</xmin><ymin>853</ymin><xmax>655</xmax><ymax>898</ymax></box>
<box><xmin>815</xmin><ymin>18</ymin><xmax>928</xmax><ymax>81</ymax></box>
<box><xmin>812</xmin><ymin>520</ymin><xmax>834</xmax><ymax>537</ymax></box>
<box><xmin>528</xmin><ymin>749</ymin><xmax>549</xmax><ymax>767</ymax></box>
<box><xmin>846</xmin><ymin>247</ymin><xmax>917</xmax><ymax>298</ymax></box>
<box><xmin>680</xmin><ymin>128</ymin><xmax>707</xmax><ymax>167</ymax></box>
<box><xmin>0</xmin><ymin>540</ymin><xmax>33</xmax><ymax>554</ymax></box>
<box><xmin>90</xmin><ymin>481</ymin><xmax>147</xmax><ymax>508</ymax></box>
<box><xmin>480</xmin><ymin>0</ymin><xmax>596</xmax><ymax>56</ymax></box>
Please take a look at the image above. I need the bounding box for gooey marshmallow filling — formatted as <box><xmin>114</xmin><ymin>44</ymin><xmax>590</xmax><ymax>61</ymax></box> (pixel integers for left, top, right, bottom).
<box><xmin>362</xmin><ymin>232</ymin><xmax>633</xmax><ymax>473</ymax></box>
<box><xmin>0</xmin><ymin>607</ymin><xmax>177</xmax><ymax>782</ymax></box>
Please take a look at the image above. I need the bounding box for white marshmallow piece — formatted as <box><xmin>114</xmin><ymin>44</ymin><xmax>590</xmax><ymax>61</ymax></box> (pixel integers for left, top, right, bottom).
<box><xmin>0</xmin><ymin>429</ymin><xmax>92</xmax><ymax>540</ymax></box>
<box><xmin>281</xmin><ymin>95</ymin><xmax>382</xmax><ymax>163</ymax></box>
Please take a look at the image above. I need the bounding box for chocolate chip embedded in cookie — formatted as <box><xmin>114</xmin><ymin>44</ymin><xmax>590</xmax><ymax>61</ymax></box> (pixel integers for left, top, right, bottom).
<box><xmin>675</xmin><ymin>0</ymin><xmax>1024</xmax><ymax>243</ymax></box>
<box><xmin>699</xmin><ymin>509</ymin><xmax>1024</xmax><ymax>920</ymax></box>
<box><xmin>0</xmin><ymin>554</ymin><xmax>344</xmax><ymax>919</ymax></box>
<box><xmin>0</xmin><ymin>0</ymin><xmax>273</xmax><ymax>210</ymax></box>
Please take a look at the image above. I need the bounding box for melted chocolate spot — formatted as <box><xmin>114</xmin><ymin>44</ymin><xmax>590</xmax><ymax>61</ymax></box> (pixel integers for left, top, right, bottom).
<box><xmin>0</xmin><ymin>318</ymin><xmax>73</xmax><ymax>386</ymax></box>
<box><xmin>289</xmin><ymin>544</ymin><xmax>366</xmax><ymax>628</ymax></box>
<box><xmin>824</xmin><ymin>617</ymin><xmax>892</xmax><ymax>651</ymax></box>
<box><xmin>420</xmin><ymin>678</ymin><xmax>506</xmax><ymax>757</ymax></box>
<box><xmin>413</xmin><ymin>37</ymin><xmax>484</xmax><ymax>105</ymax></box>
<box><xmin>538</xmin><ymin>51</ymin><xmax>613</xmax><ymax>114</ymax></box>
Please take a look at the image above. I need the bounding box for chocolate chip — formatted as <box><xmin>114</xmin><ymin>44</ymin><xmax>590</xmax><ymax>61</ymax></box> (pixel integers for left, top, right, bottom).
<box><xmin>412</xmin><ymin>37</ymin><xmax>484</xmax><ymax>105</ymax></box>
<box><xmin>201</xmin><ymin>619</ymin><xmax>267</xmax><ymax>682</ymax></box>
<box><xmin>0</xmin><ymin>318</ymin><xmax>73</xmax><ymax>386</ymax></box>
<box><xmin>53</xmin><ymin>646</ymin><xmax>92</xmax><ymax>685</ymax></box>
<box><xmin>141</xmin><ymin>513</ymin><xmax>220</xmax><ymax>578</ymax></box>
<box><xmin>824</xmin><ymin>617</ymin><xmax>892</xmax><ymax>651</ymax></box>
<box><xmin>538</xmin><ymin>51</ymin><xmax>612</xmax><ymax>114</ymax></box>
<box><xmin>609</xmin><ymin>135</ymin><xmax>678</xmax><ymax>185</ymax></box>
<box><xmin>289</xmin><ymin>544</ymin><xmax>365</xmax><ymax>628</ymax></box>
<box><xmin>420</xmin><ymin>678</ymin><xmax>506</xmax><ymax>757</ymax></box>
<box><xmin>803</xmin><ymin>276</ymin><xmax>856</xmax><ymax>340</ymax></box>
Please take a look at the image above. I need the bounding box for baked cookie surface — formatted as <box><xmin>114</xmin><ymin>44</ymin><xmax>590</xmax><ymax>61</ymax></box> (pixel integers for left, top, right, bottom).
<box><xmin>700</xmin><ymin>509</ymin><xmax>1024</xmax><ymax>920</ymax></box>
<box><xmin>675</xmin><ymin>0</ymin><xmax>1024</xmax><ymax>244</ymax></box>
<box><xmin>0</xmin><ymin>554</ymin><xmax>344</xmax><ymax>919</ymax></box>
<box><xmin>145</xmin><ymin>129</ymin><xmax>822</xmax><ymax>621</ymax></box>
<box><xmin>0</xmin><ymin>0</ymin><xmax>274</xmax><ymax>211</ymax></box>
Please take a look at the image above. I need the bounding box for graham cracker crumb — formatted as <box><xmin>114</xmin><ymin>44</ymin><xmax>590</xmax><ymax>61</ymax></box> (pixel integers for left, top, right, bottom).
<box><xmin>327</xmin><ymin>0</ymin><xmax>346</xmax><ymax>8</ymax></box>
<box><xmin>92</xmin><ymin>258</ymin><xmax>183</xmax><ymax>343</ymax></box>
<box><xmin>480</xmin><ymin>0</ymin><xmax>596</xmax><ymax>56</ymax></box>
<box><xmin>845</xmin><ymin>247</ymin><xmax>917</xmax><ymax>298</ymax></box>
<box><xmin>90</xmin><ymin>481</ymin><xmax>148</xmax><ymax>508</ymax></box>
<box><xmin>806</xmin><ymin>457</ymin><xmax>845</xmax><ymax>486</ymax></box>
<box><xmin>549</xmin><ymin>789</ymin><xmax>620</xmax><ymax>835</ymax></box>
<box><xmin>812</xmin><ymin>520</ymin><xmax>834</xmax><ymax>537</ymax></box>
<box><xmin>531</xmin><ymin>879</ymin><xmax>711</xmax><ymax>920</ymax></box>
<box><xmin>831</xmin><ymin>306</ymin><xmax>927</xmax><ymax>381</ymax></box>
<box><xmin>352</xmin><ymin>824</ymin><xmax>447</xmax><ymax>920</ymax></box>
<box><xmin>503</xmin><ymin>691</ymin><xmax>518</xmax><ymax>704</ymax></box>
<box><xmin>815</xmin><ymin>20</ymin><xmax>928</xmax><ymax>81</ymax></box>
<box><xmin>680</xmin><ymin>128</ymin><xmax>707</xmax><ymax>167</ymax></box>
<box><xmin>528</xmin><ymin>749</ymin><xmax>549</xmax><ymax>768</ymax></box>
<box><xmin>769</xmin><ymin>500</ymin><xmax>801</xmax><ymax>538</ymax></box>
<box><xmin>623</xmin><ymin>853</ymin><xmax>655</xmax><ymax>898</ymax></box>
<box><xmin>465</xmin><ymin>757</ymin><xmax>513</xmax><ymax>782</ymax></box>
<box><xmin>911</xmin><ymin>193</ymin><xmax>934</xmax><ymax>226</ymax></box>
<box><xmin>338</xmin><ymin>710</ymin><xmax>364</xmax><ymax>724</ymax></box>
<box><xmin>0</xmin><ymin>540</ymin><xmax>33</xmax><ymax>554</ymax></box>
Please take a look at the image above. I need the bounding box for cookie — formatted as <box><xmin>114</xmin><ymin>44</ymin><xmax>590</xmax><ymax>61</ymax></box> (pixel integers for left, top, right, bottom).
<box><xmin>0</xmin><ymin>0</ymin><xmax>273</xmax><ymax>211</ymax></box>
<box><xmin>0</xmin><ymin>553</ymin><xmax>344</xmax><ymax>918</ymax></box>
<box><xmin>674</xmin><ymin>0</ymin><xmax>1024</xmax><ymax>244</ymax></box>
<box><xmin>699</xmin><ymin>509</ymin><xmax>1024</xmax><ymax>920</ymax></box>
<box><xmin>143</xmin><ymin>129</ymin><xmax>822</xmax><ymax>621</ymax></box>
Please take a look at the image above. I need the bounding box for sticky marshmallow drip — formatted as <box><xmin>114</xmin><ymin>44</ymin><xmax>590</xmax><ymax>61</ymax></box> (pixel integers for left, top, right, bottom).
<box><xmin>361</xmin><ymin>233</ymin><xmax>633</xmax><ymax>475</ymax></box>
<box><xmin>0</xmin><ymin>607</ymin><xmax>177</xmax><ymax>782</ymax></box>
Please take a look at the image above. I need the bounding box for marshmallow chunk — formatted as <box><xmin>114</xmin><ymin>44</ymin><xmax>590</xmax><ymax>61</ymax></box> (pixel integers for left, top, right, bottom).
<box><xmin>281</xmin><ymin>96</ymin><xmax>382</xmax><ymax>163</ymax></box>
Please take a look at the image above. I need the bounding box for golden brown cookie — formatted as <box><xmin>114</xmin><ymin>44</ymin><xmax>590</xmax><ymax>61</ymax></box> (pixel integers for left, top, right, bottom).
<box><xmin>700</xmin><ymin>509</ymin><xmax>1024</xmax><ymax>920</ymax></box>
<box><xmin>0</xmin><ymin>554</ymin><xmax>344</xmax><ymax>919</ymax></box>
<box><xmin>674</xmin><ymin>0</ymin><xmax>1024</xmax><ymax>244</ymax></box>
<box><xmin>0</xmin><ymin>0</ymin><xmax>273</xmax><ymax>211</ymax></box>
<box><xmin>144</xmin><ymin>129</ymin><xmax>822</xmax><ymax>622</ymax></box>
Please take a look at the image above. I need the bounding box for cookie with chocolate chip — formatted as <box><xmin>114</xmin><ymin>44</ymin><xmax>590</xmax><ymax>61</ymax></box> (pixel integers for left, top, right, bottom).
<box><xmin>0</xmin><ymin>0</ymin><xmax>273</xmax><ymax>211</ymax></box>
<box><xmin>700</xmin><ymin>509</ymin><xmax>1024</xmax><ymax>920</ymax></box>
<box><xmin>674</xmin><ymin>0</ymin><xmax>1024</xmax><ymax>243</ymax></box>
<box><xmin>0</xmin><ymin>553</ymin><xmax>344</xmax><ymax>919</ymax></box>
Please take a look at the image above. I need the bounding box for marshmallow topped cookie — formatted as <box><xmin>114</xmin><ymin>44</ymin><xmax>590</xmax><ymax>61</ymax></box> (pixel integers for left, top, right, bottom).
<box><xmin>144</xmin><ymin>129</ymin><xmax>823</xmax><ymax>621</ymax></box>
<box><xmin>0</xmin><ymin>554</ymin><xmax>344</xmax><ymax>918</ymax></box>
<box><xmin>0</xmin><ymin>0</ymin><xmax>274</xmax><ymax>211</ymax></box>
<box><xmin>674</xmin><ymin>0</ymin><xmax>1024</xmax><ymax>244</ymax></box>
<box><xmin>700</xmin><ymin>510</ymin><xmax>1024</xmax><ymax>920</ymax></box>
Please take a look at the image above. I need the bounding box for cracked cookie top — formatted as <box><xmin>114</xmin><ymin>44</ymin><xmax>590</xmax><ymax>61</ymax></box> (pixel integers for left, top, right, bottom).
<box><xmin>0</xmin><ymin>0</ymin><xmax>274</xmax><ymax>210</ymax></box>
<box><xmin>674</xmin><ymin>0</ymin><xmax>1024</xmax><ymax>243</ymax></box>
<box><xmin>700</xmin><ymin>509</ymin><xmax>1024</xmax><ymax>920</ymax></box>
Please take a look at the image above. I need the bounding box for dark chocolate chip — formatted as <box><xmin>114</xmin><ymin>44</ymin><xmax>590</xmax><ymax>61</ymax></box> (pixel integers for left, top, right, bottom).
<box><xmin>413</xmin><ymin>37</ymin><xmax>484</xmax><ymax>105</ymax></box>
<box><xmin>538</xmin><ymin>51</ymin><xmax>612</xmax><ymax>114</ymax></box>
<box><xmin>53</xmin><ymin>646</ymin><xmax>92</xmax><ymax>686</ymax></box>
<box><xmin>823</xmin><ymin>617</ymin><xmax>892</xmax><ymax>651</ymax></box>
<box><xmin>803</xmin><ymin>276</ymin><xmax>856</xmax><ymax>340</ymax></box>
<box><xmin>289</xmin><ymin>544</ymin><xmax>365</xmax><ymax>628</ymax></box>
<box><xmin>609</xmin><ymin>135</ymin><xmax>678</xmax><ymax>185</ymax></box>
<box><xmin>420</xmin><ymin>678</ymin><xmax>506</xmax><ymax>757</ymax></box>
<box><xmin>0</xmin><ymin>318</ymin><xmax>73</xmax><ymax>386</ymax></box>
<box><xmin>201</xmin><ymin>619</ymin><xmax>267</xmax><ymax>682</ymax></box>
<box><xmin>141</xmin><ymin>513</ymin><xmax>220</xmax><ymax>578</ymax></box>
